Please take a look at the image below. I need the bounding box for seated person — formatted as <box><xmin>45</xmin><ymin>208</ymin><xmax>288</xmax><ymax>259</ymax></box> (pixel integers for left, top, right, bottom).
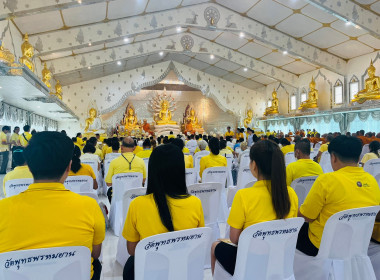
<box><xmin>280</xmin><ymin>138</ymin><xmax>294</xmax><ymax>155</ymax></box>
<box><xmin>133</xmin><ymin>139</ymin><xmax>143</xmax><ymax>155</ymax></box>
<box><xmin>172</xmin><ymin>138</ymin><xmax>193</xmax><ymax>168</ymax></box>
<box><xmin>316</xmin><ymin>134</ymin><xmax>334</xmax><ymax>162</ymax></box>
<box><xmin>194</xmin><ymin>139</ymin><xmax>208</xmax><ymax>154</ymax></box>
<box><xmin>211</xmin><ymin>140</ymin><xmax>299</xmax><ymax>275</ymax></box>
<box><xmin>69</xmin><ymin>146</ymin><xmax>98</xmax><ymax>190</ymax></box>
<box><xmin>286</xmin><ymin>139</ymin><xmax>323</xmax><ymax>186</ymax></box>
<box><xmin>81</xmin><ymin>144</ymin><xmax>101</xmax><ymax>171</ymax></box>
<box><xmin>220</xmin><ymin>139</ymin><xmax>233</xmax><ymax>155</ymax></box>
<box><xmin>361</xmin><ymin>141</ymin><xmax>380</xmax><ymax>166</ymax></box>
<box><xmin>106</xmin><ymin>137</ymin><xmax>121</xmax><ymax>154</ymax></box>
<box><xmin>0</xmin><ymin>132</ymin><xmax>105</xmax><ymax>280</ymax></box>
<box><xmin>2</xmin><ymin>147</ymin><xmax>32</xmax><ymax>196</ymax></box>
<box><xmin>122</xmin><ymin>144</ymin><xmax>205</xmax><ymax>280</ymax></box>
<box><xmin>297</xmin><ymin>136</ymin><xmax>380</xmax><ymax>256</ymax></box>
<box><xmin>87</xmin><ymin>137</ymin><xmax>104</xmax><ymax>160</ymax></box>
<box><xmin>199</xmin><ymin>137</ymin><xmax>227</xmax><ymax>179</ymax></box>
<box><xmin>136</xmin><ymin>139</ymin><xmax>152</xmax><ymax>159</ymax></box>
<box><xmin>186</xmin><ymin>134</ymin><xmax>198</xmax><ymax>154</ymax></box>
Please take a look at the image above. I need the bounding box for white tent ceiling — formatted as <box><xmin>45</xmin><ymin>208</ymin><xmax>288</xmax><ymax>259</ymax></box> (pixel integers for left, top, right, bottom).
<box><xmin>2</xmin><ymin>0</ymin><xmax>380</xmax><ymax>90</ymax></box>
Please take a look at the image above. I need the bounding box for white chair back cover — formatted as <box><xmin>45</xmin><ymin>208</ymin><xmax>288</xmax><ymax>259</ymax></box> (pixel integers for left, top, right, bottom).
<box><xmin>243</xmin><ymin>180</ymin><xmax>257</xmax><ymax>189</ymax></box>
<box><xmin>78</xmin><ymin>192</ymin><xmax>99</xmax><ymax>202</ymax></box>
<box><xmin>80</xmin><ymin>159</ymin><xmax>98</xmax><ymax>176</ymax></box>
<box><xmin>105</xmin><ymin>153</ymin><xmax>121</xmax><ymax>160</ymax></box>
<box><xmin>213</xmin><ymin>218</ymin><xmax>304</xmax><ymax>280</ymax></box>
<box><xmin>239</xmin><ymin>151</ymin><xmax>251</xmax><ymax>168</ymax></box>
<box><xmin>194</xmin><ymin>150</ymin><xmax>210</xmax><ymax>179</ymax></box>
<box><xmin>0</xmin><ymin>246</ymin><xmax>91</xmax><ymax>280</ymax></box>
<box><xmin>201</xmin><ymin>167</ymin><xmax>228</xmax><ymax>186</ymax></box>
<box><xmin>314</xmin><ymin>142</ymin><xmax>321</xmax><ymax>150</ymax></box>
<box><xmin>290</xmin><ymin>176</ymin><xmax>318</xmax><ymax>207</ymax></box>
<box><xmin>360</xmin><ymin>144</ymin><xmax>370</xmax><ymax>161</ymax></box>
<box><xmin>103</xmin><ymin>158</ymin><xmax>114</xmax><ymax>180</ymax></box>
<box><xmin>285</xmin><ymin>152</ymin><xmax>296</xmax><ymax>166</ymax></box>
<box><xmin>223</xmin><ymin>153</ymin><xmax>234</xmax><ymax>186</ymax></box>
<box><xmin>185</xmin><ymin>168</ymin><xmax>197</xmax><ymax>186</ymax></box>
<box><xmin>116</xmin><ymin>187</ymin><xmax>146</xmax><ymax>266</ymax></box>
<box><xmin>236</xmin><ymin>166</ymin><xmax>256</xmax><ymax>190</ymax></box>
<box><xmin>235</xmin><ymin>147</ymin><xmax>242</xmax><ymax>155</ymax></box>
<box><xmin>142</xmin><ymin>158</ymin><xmax>149</xmax><ymax>187</ymax></box>
<box><xmin>320</xmin><ymin>151</ymin><xmax>333</xmax><ymax>173</ymax></box>
<box><xmin>110</xmin><ymin>172</ymin><xmax>143</xmax><ymax>235</ymax></box>
<box><xmin>135</xmin><ymin>227</ymin><xmax>212</xmax><ymax>280</ymax></box>
<box><xmin>4</xmin><ymin>178</ymin><xmax>33</xmax><ymax>197</ymax></box>
<box><xmin>81</xmin><ymin>159</ymin><xmax>103</xmax><ymax>195</ymax></box>
<box><xmin>363</xmin><ymin>158</ymin><xmax>380</xmax><ymax>178</ymax></box>
<box><xmin>294</xmin><ymin>206</ymin><xmax>380</xmax><ymax>280</ymax></box>
<box><xmin>64</xmin><ymin>176</ymin><xmax>93</xmax><ymax>193</ymax></box>
<box><xmin>368</xmin><ymin>241</ymin><xmax>380</xmax><ymax>280</ymax></box>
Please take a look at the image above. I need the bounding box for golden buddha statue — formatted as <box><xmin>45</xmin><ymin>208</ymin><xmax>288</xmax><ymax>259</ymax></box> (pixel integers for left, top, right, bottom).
<box><xmin>156</xmin><ymin>100</ymin><xmax>177</xmax><ymax>125</ymax></box>
<box><xmin>0</xmin><ymin>41</ymin><xmax>15</xmax><ymax>65</ymax></box>
<box><xmin>42</xmin><ymin>63</ymin><xmax>52</xmax><ymax>89</ymax></box>
<box><xmin>84</xmin><ymin>108</ymin><xmax>105</xmax><ymax>134</ymax></box>
<box><xmin>299</xmin><ymin>77</ymin><xmax>318</xmax><ymax>110</ymax></box>
<box><xmin>264</xmin><ymin>89</ymin><xmax>279</xmax><ymax>116</ymax></box>
<box><xmin>352</xmin><ymin>60</ymin><xmax>380</xmax><ymax>104</ymax></box>
<box><xmin>244</xmin><ymin>109</ymin><xmax>253</xmax><ymax>128</ymax></box>
<box><xmin>54</xmin><ymin>80</ymin><xmax>63</xmax><ymax>99</ymax></box>
<box><xmin>19</xmin><ymin>33</ymin><xmax>35</xmax><ymax>72</ymax></box>
<box><xmin>124</xmin><ymin>107</ymin><xmax>138</xmax><ymax>131</ymax></box>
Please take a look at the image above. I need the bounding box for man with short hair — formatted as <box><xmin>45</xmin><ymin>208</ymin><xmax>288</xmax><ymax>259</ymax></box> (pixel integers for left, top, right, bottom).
<box><xmin>0</xmin><ymin>132</ymin><xmax>105</xmax><ymax>280</ymax></box>
<box><xmin>297</xmin><ymin>136</ymin><xmax>380</xmax><ymax>256</ymax></box>
<box><xmin>225</xmin><ymin>126</ymin><xmax>234</xmax><ymax>138</ymax></box>
<box><xmin>136</xmin><ymin>139</ymin><xmax>152</xmax><ymax>159</ymax></box>
<box><xmin>19</xmin><ymin>125</ymin><xmax>32</xmax><ymax>147</ymax></box>
<box><xmin>286</xmin><ymin>139</ymin><xmax>323</xmax><ymax>186</ymax></box>
<box><xmin>0</xmin><ymin>126</ymin><xmax>10</xmax><ymax>174</ymax></box>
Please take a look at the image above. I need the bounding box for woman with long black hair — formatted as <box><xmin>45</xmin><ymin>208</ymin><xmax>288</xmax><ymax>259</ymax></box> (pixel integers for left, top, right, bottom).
<box><xmin>122</xmin><ymin>144</ymin><xmax>205</xmax><ymax>280</ymax></box>
<box><xmin>211</xmin><ymin>140</ymin><xmax>299</xmax><ymax>275</ymax></box>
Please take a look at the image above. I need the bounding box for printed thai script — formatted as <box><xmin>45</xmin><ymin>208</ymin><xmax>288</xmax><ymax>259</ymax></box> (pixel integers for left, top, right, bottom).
<box><xmin>130</xmin><ymin>194</ymin><xmax>143</xmax><ymax>199</ymax></box>
<box><xmin>9</xmin><ymin>184</ymin><xmax>29</xmax><ymax>189</ymax></box>
<box><xmin>144</xmin><ymin>233</ymin><xmax>203</xmax><ymax>251</ymax></box>
<box><xmin>116</xmin><ymin>175</ymin><xmax>138</xmax><ymax>179</ymax></box>
<box><xmin>4</xmin><ymin>251</ymin><xmax>76</xmax><ymax>270</ymax></box>
<box><xmin>297</xmin><ymin>178</ymin><xmax>316</xmax><ymax>183</ymax></box>
<box><xmin>190</xmin><ymin>189</ymin><xmax>216</xmax><ymax>194</ymax></box>
<box><xmin>252</xmin><ymin>228</ymin><xmax>298</xmax><ymax>240</ymax></box>
<box><xmin>338</xmin><ymin>212</ymin><xmax>377</xmax><ymax>221</ymax></box>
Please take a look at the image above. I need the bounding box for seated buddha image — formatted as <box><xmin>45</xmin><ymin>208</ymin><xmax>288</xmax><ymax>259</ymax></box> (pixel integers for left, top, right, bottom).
<box><xmin>244</xmin><ymin>109</ymin><xmax>253</xmax><ymax>128</ymax></box>
<box><xmin>19</xmin><ymin>33</ymin><xmax>35</xmax><ymax>72</ymax></box>
<box><xmin>352</xmin><ymin>60</ymin><xmax>380</xmax><ymax>104</ymax></box>
<box><xmin>299</xmin><ymin>77</ymin><xmax>318</xmax><ymax>110</ymax></box>
<box><xmin>124</xmin><ymin>107</ymin><xmax>138</xmax><ymax>131</ymax></box>
<box><xmin>156</xmin><ymin>100</ymin><xmax>177</xmax><ymax>125</ymax></box>
<box><xmin>264</xmin><ymin>89</ymin><xmax>279</xmax><ymax>116</ymax></box>
<box><xmin>186</xmin><ymin>108</ymin><xmax>203</xmax><ymax>130</ymax></box>
<box><xmin>84</xmin><ymin>108</ymin><xmax>105</xmax><ymax>134</ymax></box>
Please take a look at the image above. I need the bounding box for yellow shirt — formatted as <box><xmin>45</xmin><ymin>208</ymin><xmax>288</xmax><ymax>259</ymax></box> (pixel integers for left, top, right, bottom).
<box><xmin>199</xmin><ymin>153</ymin><xmax>227</xmax><ymax>178</ymax></box>
<box><xmin>76</xmin><ymin>137</ymin><xmax>84</xmax><ymax>147</ymax></box>
<box><xmin>19</xmin><ymin>132</ymin><xmax>32</xmax><ymax>147</ymax></box>
<box><xmin>362</xmin><ymin>152</ymin><xmax>379</xmax><ymax>164</ymax></box>
<box><xmin>102</xmin><ymin>144</ymin><xmax>109</xmax><ymax>157</ymax></box>
<box><xmin>136</xmin><ymin>149</ymin><xmax>152</xmax><ymax>159</ymax></box>
<box><xmin>237</xmin><ymin>133</ymin><xmax>244</xmax><ymax>140</ymax></box>
<box><xmin>0</xmin><ymin>183</ymin><xmax>105</xmax><ymax>278</ymax></box>
<box><xmin>168</xmin><ymin>135</ymin><xmax>175</xmax><ymax>139</ymax></box>
<box><xmin>183</xmin><ymin>147</ymin><xmax>190</xmax><ymax>154</ymax></box>
<box><xmin>105</xmin><ymin>152</ymin><xmax>147</xmax><ymax>183</ymax></box>
<box><xmin>300</xmin><ymin>166</ymin><xmax>380</xmax><ymax>248</ymax></box>
<box><xmin>219</xmin><ymin>148</ymin><xmax>233</xmax><ymax>155</ymax></box>
<box><xmin>133</xmin><ymin>146</ymin><xmax>143</xmax><ymax>155</ymax></box>
<box><xmin>68</xmin><ymin>164</ymin><xmax>96</xmax><ymax>179</ymax></box>
<box><xmin>2</xmin><ymin>165</ymin><xmax>33</xmax><ymax>196</ymax></box>
<box><xmin>95</xmin><ymin>148</ymin><xmax>103</xmax><ymax>160</ymax></box>
<box><xmin>185</xmin><ymin>155</ymin><xmax>193</xmax><ymax>168</ymax></box>
<box><xmin>318</xmin><ymin>143</ymin><xmax>329</xmax><ymax>153</ymax></box>
<box><xmin>123</xmin><ymin>193</ymin><xmax>204</xmax><ymax>242</ymax></box>
<box><xmin>225</xmin><ymin>131</ymin><xmax>234</xmax><ymax>137</ymax></box>
<box><xmin>286</xmin><ymin>159</ymin><xmax>323</xmax><ymax>186</ymax></box>
<box><xmin>0</xmin><ymin>131</ymin><xmax>8</xmax><ymax>152</ymax></box>
<box><xmin>10</xmin><ymin>133</ymin><xmax>20</xmax><ymax>146</ymax></box>
<box><xmin>281</xmin><ymin>144</ymin><xmax>294</xmax><ymax>155</ymax></box>
<box><xmin>228</xmin><ymin>180</ymin><xmax>298</xmax><ymax>230</ymax></box>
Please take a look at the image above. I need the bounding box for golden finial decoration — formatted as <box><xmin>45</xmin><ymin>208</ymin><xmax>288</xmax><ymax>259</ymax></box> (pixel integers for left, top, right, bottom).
<box><xmin>19</xmin><ymin>33</ymin><xmax>35</xmax><ymax>72</ymax></box>
<box><xmin>42</xmin><ymin>63</ymin><xmax>52</xmax><ymax>88</ymax></box>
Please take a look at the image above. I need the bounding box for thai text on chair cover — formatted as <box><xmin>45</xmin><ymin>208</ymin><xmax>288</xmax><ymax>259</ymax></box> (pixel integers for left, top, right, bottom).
<box><xmin>64</xmin><ymin>176</ymin><xmax>93</xmax><ymax>193</ymax></box>
<box><xmin>4</xmin><ymin>178</ymin><xmax>33</xmax><ymax>197</ymax></box>
<box><xmin>290</xmin><ymin>176</ymin><xmax>318</xmax><ymax>207</ymax></box>
<box><xmin>320</xmin><ymin>152</ymin><xmax>333</xmax><ymax>173</ymax></box>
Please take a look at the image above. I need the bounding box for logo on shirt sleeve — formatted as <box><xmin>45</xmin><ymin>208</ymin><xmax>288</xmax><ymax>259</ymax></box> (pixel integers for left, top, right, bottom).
<box><xmin>357</xmin><ymin>181</ymin><xmax>362</xmax><ymax>187</ymax></box>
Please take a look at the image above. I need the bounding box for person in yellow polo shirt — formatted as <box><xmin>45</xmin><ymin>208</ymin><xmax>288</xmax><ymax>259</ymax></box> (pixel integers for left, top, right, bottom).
<box><xmin>105</xmin><ymin>137</ymin><xmax>146</xmax><ymax>202</ymax></box>
<box><xmin>87</xmin><ymin>137</ymin><xmax>104</xmax><ymax>160</ymax></box>
<box><xmin>199</xmin><ymin>137</ymin><xmax>227</xmax><ymax>178</ymax></box>
<box><xmin>211</xmin><ymin>140</ymin><xmax>298</xmax><ymax>275</ymax></box>
<box><xmin>122</xmin><ymin>144</ymin><xmax>204</xmax><ymax>279</ymax></box>
<box><xmin>225</xmin><ymin>126</ymin><xmax>234</xmax><ymax>138</ymax></box>
<box><xmin>219</xmin><ymin>139</ymin><xmax>233</xmax><ymax>156</ymax></box>
<box><xmin>0</xmin><ymin>132</ymin><xmax>105</xmax><ymax>280</ymax></box>
<box><xmin>136</xmin><ymin>139</ymin><xmax>152</xmax><ymax>159</ymax></box>
<box><xmin>19</xmin><ymin>125</ymin><xmax>32</xmax><ymax>147</ymax></box>
<box><xmin>286</xmin><ymin>139</ymin><xmax>323</xmax><ymax>186</ymax></box>
<box><xmin>76</xmin><ymin>132</ymin><xmax>84</xmax><ymax>147</ymax></box>
<box><xmin>69</xmin><ymin>146</ymin><xmax>98</xmax><ymax>190</ymax></box>
<box><xmin>280</xmin><ymin>138</ymin><xmax>294</xmax><ymax>155</ymax></box>
<box><xmin>2</xmin><ymin>147</ymin><xmax>32</xmax><ymax>196</ymax></box>
<box><xmin>0</xmin><ymin>126</ymin><xmax>10</xmax><ymax>174</ymax></box>
<box><xmin>297</xmin><ymin>135</ymin><xmax>380</xmax><ymax>256</ymax></box>
<box><xmin>316</xmin><ymin>134</ymin><xmax>334</xmax><ymax>162</ymax></box>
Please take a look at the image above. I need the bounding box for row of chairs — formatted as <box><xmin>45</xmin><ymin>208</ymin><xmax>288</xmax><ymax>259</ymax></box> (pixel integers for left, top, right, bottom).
<box><xmin>2</xmin><ymin>206</ymin><xmax>379</xmax><ymax>280</ymax></box>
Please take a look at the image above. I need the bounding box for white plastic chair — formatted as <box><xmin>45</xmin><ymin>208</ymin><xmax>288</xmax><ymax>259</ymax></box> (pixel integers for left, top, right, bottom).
<box><xmin>319</xmin><ymin>151</ymin><xmax>333</xmax><ymax>173</ymax></box>
<box><xmin>239</xmin><ymin>150</ymin><xmax>250</xmax><ymax>169</ymax></box>
<box><xmin>135</xmin><ymin>227</ymin><xmax>212</xmax><ymax>280</ymax></box>
<box><xmin>314</xmin><ymin>142</ymin><xmax>322</xmax><ymax>150</ymax></box>
<box><xmin>285</xmin><ymin>152</ymin><xmax>296</xmax><ymax>166</ymax></box>
<box><xmin>64</xmin><ymin>176</ymin><xmax>94</xmax><ymax>194</ymax></box>
<box><xmin>194</xmin><ymin>150</ymin><xmax>210</xmax><ymax>181</ymax></box>
<box><xmin>105</xmin><ymin>152</ymin><xmax>121</xmax><ymax>160</ymax></box>
<box><xmin>223</xmin><ymin>153</ymin><xmax>234</xmax><ymax>186</ymax></box>
<box><xmin>4</xmin><ymin>178</ymin><xmax>33</xmax><ymax>197</ymax></box>
<box><xmin>79</xmin><ymin>192</ymin><xmax>99</xmax><ymax>202</ymax></box>
<box><xmin>363</xmin><ymin>158</ymin><xmax>380</xmax><ymax>179</ymax></box>
<box><xmin>226</xmin><ymin>167</ymin><xmax>257</xmax><ymax>208</ymax></box>
<box><xmin>0</xmin><ymin>246</ymin><xmax>91</xmax><ymax>280</ymax></box>
<box><xmin>213</xmin><ymin>217</ymin><xmax>304</xmax><ymax>280</ymax></box>
<box><xmin>188</xmin><ymin>183</ymin><xmax>223</xmax><ymax>267</ymax></box>
<box><xmin>290</xmin><ymin>176</ymin><xmax>318</xmax><ymax>207</ymax></box>
<box><xmin>109</xmin><ymin>172</ymin><xmax>143</xmax><ymax>236</ymax></box>
<box><xmin>103</xmin><ymin>157</ymin><xmax>114</xmax><ymax>186</ymax></box>
<box><xmin>142</xmin><ymin>158</ymin><xmax>149</xmax><ymax>187</ymax></box>
<box><xmin>116</xmin><ymin>187</ymin><xmax>147</xmax><ymax>266</ymax></box>
<box><xmin>81</xmin><ymin>159</ymin><xmax>103</xmax><ymax>195</ymax></box>
<box><xmin>185</xmin><ymin>168</ymin><xmax>197</xmax><ymax>186</ymax></box>
<box><xmin>368</xmin><ymin>241</ymin><xmax>380</xmax><ymax>280</ymax></box>
<box><xmin>360</xmin><ymin>144</ymin><xmax>370</xmax><ymax>162</ymax></box>
<box><xmin>294</xmin><ymin>206</ymin><xmax>380</xmax><ymax>280</ymax></box>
